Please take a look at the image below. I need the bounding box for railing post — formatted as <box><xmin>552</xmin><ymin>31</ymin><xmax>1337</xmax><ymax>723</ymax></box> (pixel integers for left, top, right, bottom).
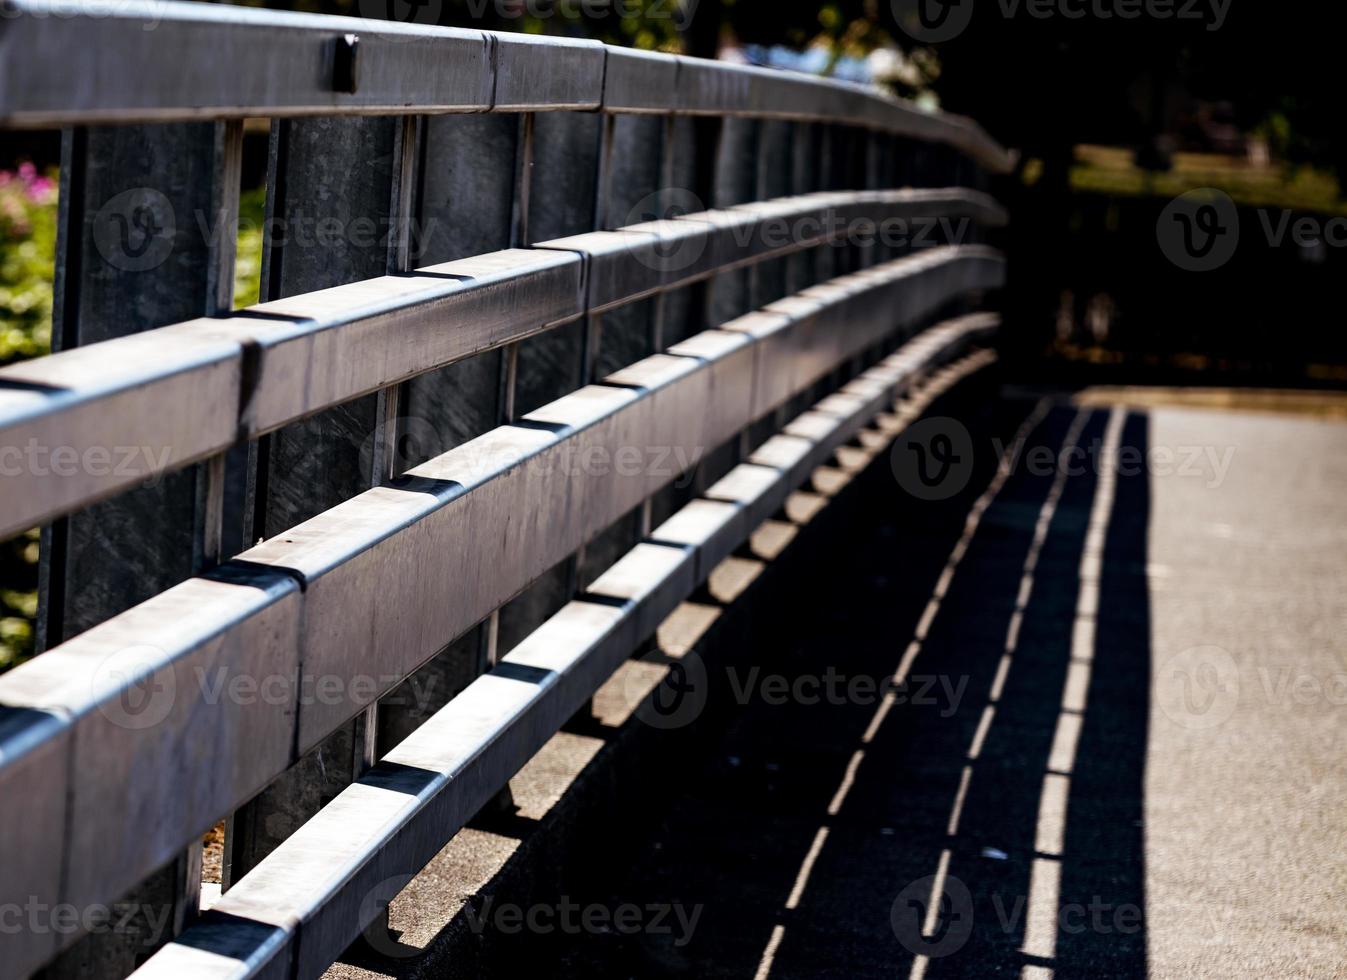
<box><xmin>654</xmin><ymin>114</ymin><xmax>719</xmax><ymax>350</ymax></box>
<box><xmin>375</xmin><ymin>111</ymin><xmax>525</xmax><ymax>754</ymax></box>
<box><xmin>697</xmin><ymin>115</ymin><xmax>761</xmax><ymax>489</ymax></box>
<box><xmin>644</xmin><ymin>113</ymin><xmax>719</xmax><ymax>532</ymax></box>
<box><xmin>750</xmin><ymin>119</ymin><xmax>794</xmax><ymax>309</ymax></box>
<box><xmin>577</xmin><ymin>112</ymin><xmax>664</xmax><ymax>590</ymax></box>
<box><xmin>789</xmin><ymin>121</ymin><xmax>825</xmax><ymax>295</ymax></box>
<box><xmin>496</xmin><ymin>109</ymin><xmax>605</xmax><ymax>654</ymax></box>
<box><xmin>39</xmin><ymin>119</ymin><xmax>241</xmax><ymax>977</ymax></box>
<box><xmin>224</xmin><ymin>113</ymin><xmax>418</xmax><ymax>887</ymax></box>
<box><xmin>707</xmin><ymin>116</ymin><xmax>760</xmax><ymax>328</ymax></box>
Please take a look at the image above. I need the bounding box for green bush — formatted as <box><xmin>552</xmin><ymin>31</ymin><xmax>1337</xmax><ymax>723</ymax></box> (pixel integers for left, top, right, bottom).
<box><xmin>0</xmin><ymin>164</ymin><xmax>55</xmax><ymax>670</ymax></box>
<box><xmin>0</xmin><ymin>163</ymin><xmax>56</xmax><ymax>364</ymax></box>
<box><xmin>0</xmin><ymin>174</ymin><xmax>268</xmax><ymax>672</ymax></box>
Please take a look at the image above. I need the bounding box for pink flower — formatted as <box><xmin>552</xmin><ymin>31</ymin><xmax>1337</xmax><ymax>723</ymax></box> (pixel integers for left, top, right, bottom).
<box><xmin>25</xmin><ymin>176</ymin><xmax>54</xmax><ymax>203</ymax></box>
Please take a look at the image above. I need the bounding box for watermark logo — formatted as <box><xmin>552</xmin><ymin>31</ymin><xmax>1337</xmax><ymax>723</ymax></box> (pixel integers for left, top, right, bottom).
<box><xmin>358</xmin><ymin>0</ymin><xmax>443</xmax><ymax>26</ymax></box>
<box><xmin>626</xmin><ymin>663</ymin><xmax>968</xmax><ymax>730</ymax></box>
<box><xmin>1156</xmin><ymin>188</ymin><xmax>1239</xmax><ymax>272</ymax></box>
<box><xmin>623</xmin><ymin>187</ymin><xmax>709</xmax><ymax>276</ymax></box>
<box><xmin>92</xmin><ymin>644</ymin><xmax>176</xmax><ymax>731</ymax></box>
<box><xmin>92</xmin><ymin>188</ymin><xmax>176</xmax><ymax>273</ymax></box>
<box><xmin>357</xmin><ymin>874</ymin><xmax>418</xmax><ymax>959</ymax></box>
<box><xmin>359</xmin><ymin>0</ymin><xmax>698</xmax><ymax>28</ymax></box>
<box><xmin>891</xmin><ymin>417</ymin><xmax>976</xmax><ymax>501</ymax></box>
<box><xmin>890</xmin><ymin>424</ymin><xmax>1235</xmax><ymax>495</ymax></box>
<box><xmin>893</xmin><ymin>0</ymin><xmax>1230</xmax><ymax>43</ymax></box>
<box><xmin>462</xmin><ymin>896</ymin><xmax>703</xmax><ymax>945</ymax></box>
<box><xmin>358</xmin><ymin>416</ymin><xmax>446</xmax><ymax>482</ymax></box>
<box><xmin>890</xmin><ymin>874</ymin><xmax>974</xmax><ymax>958</ymax></box>
<box><xmin>890</xmin><ymin>875</ymin><xmax>1143</xmax><ymax>958</ymax></box>
<box><xmin>892</xmin><ymin>0</ymin><xmax>975</xmax><ymax>43</ymax></box>
<box><xmin>90</xmin><ymin>644</ymin><xmax>444</xmax><ymax>731</ymax></box>
<box><xmin>1156</xmin><ymin>645</ymin><xmax>1239</xmax><ymax>730</ymax></box>
<box><xmin>0</xmin><ymin>0</ymin><xmax>163</xmax><ymax>31</ymax></box>
<box><xmin>627</xmin><ymin>649</ymin><xmax>709</xmax><ymax>730</ymax></box>
<box><xmin>1160</xmin><ymin>189</ymin><xmax>1347</xmax><ymax>270</ymax></box>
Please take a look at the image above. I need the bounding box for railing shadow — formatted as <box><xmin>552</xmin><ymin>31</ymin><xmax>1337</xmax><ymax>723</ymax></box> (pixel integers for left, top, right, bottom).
<box><xmin>328</xmin><ymin>395</ymin><xmax>1156</xmax><ymax>980</ymax></box>
<box><xmin>503</xmin><ymin>398</ymin><xmax>1155</xmax><ymax>979</ymax></box>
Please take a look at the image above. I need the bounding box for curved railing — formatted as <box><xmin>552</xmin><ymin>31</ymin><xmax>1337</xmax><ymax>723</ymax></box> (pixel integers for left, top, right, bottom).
<box><xmin>0</xmin><ymin>4</ymin><xmax>1012</xmax><ymax>978</ymax></box>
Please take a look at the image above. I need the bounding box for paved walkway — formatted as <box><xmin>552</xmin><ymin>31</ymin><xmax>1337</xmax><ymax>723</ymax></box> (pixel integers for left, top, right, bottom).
<box><xmin>541</xmin><ymin>398</ymin><xmax>1347</xmax><ymax>978</ymax></box>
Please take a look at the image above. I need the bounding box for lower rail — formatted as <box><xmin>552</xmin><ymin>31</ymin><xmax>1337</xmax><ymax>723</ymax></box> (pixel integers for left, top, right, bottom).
<box><xmin>129</xmin><ymin>312</ymin><xmax>997</xmax><ymax>980</ymax></box>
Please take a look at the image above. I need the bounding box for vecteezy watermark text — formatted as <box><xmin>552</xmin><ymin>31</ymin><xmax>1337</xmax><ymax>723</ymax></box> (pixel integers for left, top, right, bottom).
<box><xmin>0</xmin><ymin>898</ymin><xmax>173</xmax><ymax>946</ymax></box>
<box><xmin>0</xmin><ymin>442</ymin><xmax>172</xmax><ymax>483</ymax></box>
<box><xmin>893</xmin><ymin>0</ymin><xmax>1230</xmax><ymax>44</ymax></box>
<box><xmin>1158</xmin><ymin>187</ymin><xmax>1347</xmax><ymax>271</ymax></box>
<box><xmin>461</xmin><ymin>897</ymin><xmax>703</xmax><ymax>946</ymax></box>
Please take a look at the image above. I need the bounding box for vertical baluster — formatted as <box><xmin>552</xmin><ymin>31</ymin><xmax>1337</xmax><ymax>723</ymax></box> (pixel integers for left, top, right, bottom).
<box><xmin>496</xmin><ymin>109</ymin><xmax>604</xmax><ymax>655</ymax></box>
<box><xmin>789</xmin><ymin>121</ymin><xmax>824</xmax><ymax>296</ymax></box>
<box><xmin>644</xmin><ymin>114</ymin><xmax>717</xmax><ymax>533</ymax></box>
<box><xmin>750</xmin><ymin>119</ymin><xmax>793</xmax><ymax>309</ymax></box>
<box><xmin>697</xmin><ymin>115</ymin><xmax>759</xmax><ymax>490</ymax></box>
<box><xmin>224</xmin><ymin>114</ymin><xmax>417</xmax><ymax>887</ymax></box>
<box><xmin>741</xmin><ymin>119</ymin><xmax>796</xmax><ymax>455</ymax></box>
<box><xmin>39</xmin><ymin>119</ymin><xmax>241</xmax><ymax>977</ymax></box>
<box><xmin>655</xmin><ymin>114</ymin><xmax>717</xmax><ymax>349</ymax></box>
<box><xmin>376</xmin><ymin>111</ymin><xmax>524</xmax><ymax>753</ymax></box>
<box><xmin>706</xmin><ymin>116</ymin><xmax>759</xmax><ymax>329</ymax></box>
<box><xmin>816</xmin><ymin>124</ymin><xmax>847</xmax><ymax>282</ymax></box>
<box><xmin>591</xmin><ymin>113</ymin><xmax>663</xmax><ymax>375</ymax></box>
<box><xmin>577</xmin><ymin>112</ymin><xmax>664</xmax><ymax>591</ymax></box>
<box><xmin>861</xmin><ymin>129</ymin><xmax>886</xmax><ymax>270</ymax></box>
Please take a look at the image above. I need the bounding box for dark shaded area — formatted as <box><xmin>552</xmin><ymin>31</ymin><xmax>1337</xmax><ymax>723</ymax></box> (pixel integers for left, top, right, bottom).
<box><xmin>473</xmin><ymin>393</ymin><xmax>1155</xmax><ymax>978</ymax></box>
<box><xmin>1055</xmin><ymin>412</ymin><xmax>1151</xmax><ymax>978</ymax></box>
<box><xmin>1000</xmin><ymin>190</ymin><xmax>1347</xmax><ymax>388</ymax></box>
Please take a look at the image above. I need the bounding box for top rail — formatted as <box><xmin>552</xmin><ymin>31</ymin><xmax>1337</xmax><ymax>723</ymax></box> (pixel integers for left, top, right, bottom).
<box><xmin>0</xmin><ymin>0</ymin><xmax>1014</xmax><ymax>172</ymax></box>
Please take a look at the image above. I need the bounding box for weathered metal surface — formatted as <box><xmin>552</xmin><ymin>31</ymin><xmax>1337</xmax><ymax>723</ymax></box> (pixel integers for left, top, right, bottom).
<box><xmin>238</xmin><ymin>254</ymin><xmax>993</xmax><ymax>746</ymax></box>
<box><xmin>0</xmin><ymin>252</ymin><xmax>1003</xmax><ymax>979</ymax></box>
<box><xmin>501</xmin><ymin>110</ymin><xmax>603</xmax><ymax>651</ymax></box>
<box><xmin>577</xmin><ymin>112</ymin><xmax>665</xmax><ymax>584</ymax></box>
<box><xmin>238</xmin><ymin>249</ymin><xmax>585</xmax><ymax>436</ymax></box>
<box><xmin>226</xmin><ymin>113</ymin><xmax>414</xmax><ymax>895</ymax></box>
<box><xmin>0</xmin><ymin>326</ymin><xmax>242</xmax><ymax>541</ymax></box>
<box><xmin>751</xmin><ymin>119</ymin><xmax>795</xmax><ymax>308</ymax></box>
<box><xmin>30</xmin><ymin>120</ymin><xmax>243</xmax><ymax>979</ymax></box>
<box><xmin>602</xmin><ymin>48</ymin><xmax>681</xmax><ymax>114</ymax></box>
<box><xmin>0</xmin><ymin>2</ymin><xmax>1014</xmax><ymax>174</ymax></box>
<box><xmin>0</xmin><ymin>0</ymin><xmax>493</xmax><ymax>125</ymax></box>
<box><xmin>404</xmin><ymin>113</ymin><xmax>522</xmax><ymax>454</ymax></box>
<box><xmin>0</xmin><ymin>568</ymin><xmax>301</xmax><ymax>979</ymax></box>
<box><xmin>37</xmin><ymin>124</ymin><xmax>236</xmax><ymax>649</ymax></box>
<box><xmin>490</xmin><ymin>34</ymin><xmax>605</xmax><ymax>112</ymax></box>
<box><xmin>128</xmin><ymin>310</ymin><xmax>999</xmax><ymax>980</ymax></box>
<box><xmin>0</xmin><ymin>705</ymin><xmax>70</xmax><ymax>975</ymax></box>
<box><xmin>130</xmin><ymin>541</ymin><xmax>696</xmax><ymax>980</ymax></box>
<box><xmin>0</xmin><ymin>191</ymin><xmax>1004</xmax><ymax>540</ymax></box>
<box><xmin>707</xmin><ymin>117</ymin><xmax>759</xmax><ymax>328</ymax></box>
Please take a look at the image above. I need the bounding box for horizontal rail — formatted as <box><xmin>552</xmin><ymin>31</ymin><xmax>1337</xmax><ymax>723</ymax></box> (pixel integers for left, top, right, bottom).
<box><xmin>0</xmin><ymin>188</ymin><xmax>1006</xmax><ymax>540</ymax></box>
<box><xmin>0</xmin><ymin>0</ymin><xmax>1013</xmax><ymax>171</ymax></box>
<box><xmin>0</xmin><ymin>248</ymin><xmax>1002</xmax><ymax>978</ymax></box>
<box><xmin>127</xmin><ymin>315</ymin><xmax>999</xmax><ymax>980</ymax></box>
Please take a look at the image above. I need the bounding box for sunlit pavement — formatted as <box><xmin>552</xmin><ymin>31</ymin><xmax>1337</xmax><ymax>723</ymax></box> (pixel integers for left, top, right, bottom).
<box><xmin>536</xmin><ymin>397</ymin><xmax>1347</xmax><ymax>979</ymax></box>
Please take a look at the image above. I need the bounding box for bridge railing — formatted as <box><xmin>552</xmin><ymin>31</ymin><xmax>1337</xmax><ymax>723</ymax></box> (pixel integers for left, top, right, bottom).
<box><xmin>0</xmin><ymin>3</ymin><xmax>1012</xmax><ymax>977</ymax></box>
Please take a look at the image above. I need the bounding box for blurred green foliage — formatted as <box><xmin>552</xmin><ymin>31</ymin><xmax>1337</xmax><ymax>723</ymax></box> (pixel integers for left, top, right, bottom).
<box><xmin>0</xmin><ymin>164</ymin><xmax>55</xmax><ymax>671</ymax></box>
<box><xmin>0</xmin><ymin>163</ymin><xmax>56</xmax><ymax>365</ymax></box>
<box><xmin>234</xmin><ymin>186</ymin><xmax>267</xmax><ymax>309</ymax></box>
<box><xmin>0</xmin><ymin>177</ymin><xmax>265</xmax><ymax>673</ymax></box>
